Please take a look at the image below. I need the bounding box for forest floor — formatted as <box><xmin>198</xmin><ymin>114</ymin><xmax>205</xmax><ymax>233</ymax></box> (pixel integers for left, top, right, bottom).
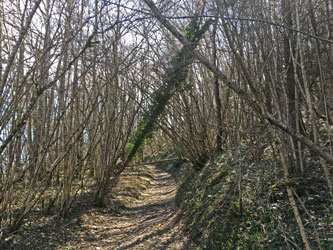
<box><xmin>11</xmin><ymin>165</ymin><xmax>191</xmax><ymax>249</ymax></box>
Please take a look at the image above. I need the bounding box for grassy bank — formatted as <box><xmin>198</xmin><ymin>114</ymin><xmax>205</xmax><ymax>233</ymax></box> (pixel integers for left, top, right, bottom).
<box><xmin>159</xmin><ymin>151</ymin><xmax>333</xmax><ymax>249</ymax></box>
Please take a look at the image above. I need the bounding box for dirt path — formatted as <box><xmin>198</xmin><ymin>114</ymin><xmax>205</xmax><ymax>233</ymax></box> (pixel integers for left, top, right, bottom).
<box><xmin>76</xmin><ymin>165</ymin><xmax>191</xmax><ymax>250</ymax></box>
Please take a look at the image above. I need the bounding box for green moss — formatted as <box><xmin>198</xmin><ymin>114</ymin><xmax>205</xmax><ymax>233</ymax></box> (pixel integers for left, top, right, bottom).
<box><xmin>124</xmin><ymin>18</ymin><xmax>212</xmax><ymax>166</ymax></box>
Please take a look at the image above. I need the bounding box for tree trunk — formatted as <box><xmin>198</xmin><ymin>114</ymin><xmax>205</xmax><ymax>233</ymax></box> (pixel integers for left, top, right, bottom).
<box><xmin>212</xmin><ymin>17</ymin><xmax>223</xmax><ymax>152</ymax></box>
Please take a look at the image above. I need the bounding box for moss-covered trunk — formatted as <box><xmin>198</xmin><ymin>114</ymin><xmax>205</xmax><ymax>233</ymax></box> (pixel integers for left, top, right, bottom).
<box><xmin>108</xmin><ymin>18</ymin><xmax>212</xmax><ymax>192</ymax></box>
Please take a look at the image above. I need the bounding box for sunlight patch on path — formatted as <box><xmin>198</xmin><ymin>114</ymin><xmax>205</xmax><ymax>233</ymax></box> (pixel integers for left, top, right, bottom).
<box><xmin>78</xmin><ymin>165</ymin><xmax>190</xmax><ymax>250</ymax></box>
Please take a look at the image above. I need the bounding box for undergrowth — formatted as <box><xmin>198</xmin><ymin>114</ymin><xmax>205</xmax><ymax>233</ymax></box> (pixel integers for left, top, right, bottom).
<box><xmin>159</xmin><ymin>150</ymin><xmax>333</xmax><ymax>249</ymax></box>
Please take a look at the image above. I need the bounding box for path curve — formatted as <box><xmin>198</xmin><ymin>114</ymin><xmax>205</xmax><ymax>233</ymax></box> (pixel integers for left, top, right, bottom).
<box><xmin>78</xmin><ymin>165</ymin><xmax>190</xmax><ymax>250</ymax></box>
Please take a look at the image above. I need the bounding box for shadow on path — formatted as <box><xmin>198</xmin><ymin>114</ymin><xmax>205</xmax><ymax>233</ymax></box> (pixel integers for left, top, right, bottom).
<box><xmin>76</xmin><ymin>165</ymin><xmax>191</xmax><ymax>250</ymax></box>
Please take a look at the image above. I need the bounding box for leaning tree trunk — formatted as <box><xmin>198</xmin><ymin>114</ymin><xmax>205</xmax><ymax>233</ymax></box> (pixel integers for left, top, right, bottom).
<box><xmin>108</xmin><ymin>17</ymin><xmax>213</xmax><ymax>192</ymax></box>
